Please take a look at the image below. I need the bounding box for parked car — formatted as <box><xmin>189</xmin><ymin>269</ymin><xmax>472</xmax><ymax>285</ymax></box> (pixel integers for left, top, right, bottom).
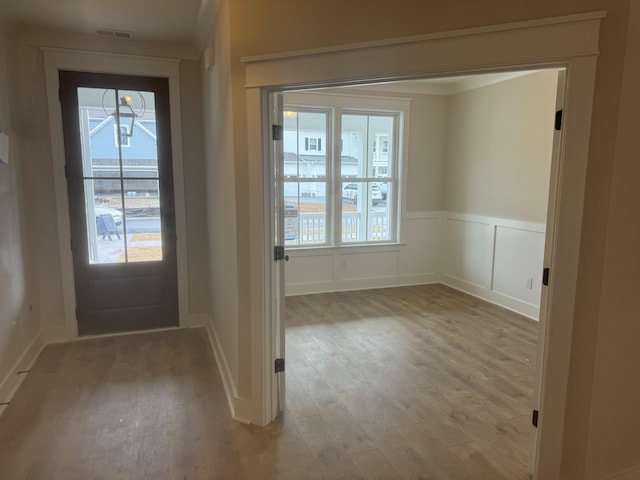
<box><xmin>342</xmin><ymin>183</ymin><xmax>383</xmax><ymax>205</ymax></box>
<box><xmin>343</xmin><ymin>183</ymin><xmax>359</xmax><ymax>203</ymax></box>
<box><xmin>94</xmin><ymin>205</ymin><xmax>123</xmax><ymax>226</ymax></box>
<box><xmin>379</xmin><ymin>182</ymin><xmax>388</xmax><ymax>200</ymax></box>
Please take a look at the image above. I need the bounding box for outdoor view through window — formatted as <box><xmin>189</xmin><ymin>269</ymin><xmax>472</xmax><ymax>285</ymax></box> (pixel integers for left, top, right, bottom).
<box><xmin>77</xmin><ymin>87</ymin><xmax>163</xmax><ymax>264</ymax></box>
<box><xmin>283</xmin><ymin>107</ymin><xmax>397</xmax><ymax>247</ymax></box>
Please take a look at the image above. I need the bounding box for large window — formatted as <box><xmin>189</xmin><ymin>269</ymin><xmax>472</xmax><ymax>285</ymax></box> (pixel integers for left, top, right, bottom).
<box><xmin>283</xmin><ymin>99</ymin><xmax>401</xmax><ymax>247</ymax></box>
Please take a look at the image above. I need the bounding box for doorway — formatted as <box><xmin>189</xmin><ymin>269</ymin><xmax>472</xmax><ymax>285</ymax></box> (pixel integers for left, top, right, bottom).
<box><xmin>244</xmin><ymin>14</ymin><xmax>600</xmax><ymax>479</ymax></box>
<box><xmin>273</xmin><ymin>68</ymin><xmax>561</xmax><ymax>478</ymax></box>
<box><xmin>59</xmin><ymin>71</ymin><xmax>178</xmax><ymax>336</ymax></box>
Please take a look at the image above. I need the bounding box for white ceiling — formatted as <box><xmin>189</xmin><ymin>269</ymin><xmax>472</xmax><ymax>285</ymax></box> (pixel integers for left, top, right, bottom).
<box><xmin>0</xmin><ymin>0</ymin><xmax>211</xmax><ymax>46</ymax></box>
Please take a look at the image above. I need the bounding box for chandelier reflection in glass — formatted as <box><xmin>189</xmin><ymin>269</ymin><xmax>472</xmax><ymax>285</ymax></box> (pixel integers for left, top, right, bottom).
<box><xmin>102</xmin><ymin>90</ymin><xmax>146</xmax><ymax>139</ymax></box>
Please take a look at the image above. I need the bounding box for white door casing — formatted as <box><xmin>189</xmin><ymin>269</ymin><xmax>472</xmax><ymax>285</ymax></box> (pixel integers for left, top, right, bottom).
<box><xmin>243</xmin><ymin>12</ymin><xmax>602</xmax><ymax>479</ymax></box>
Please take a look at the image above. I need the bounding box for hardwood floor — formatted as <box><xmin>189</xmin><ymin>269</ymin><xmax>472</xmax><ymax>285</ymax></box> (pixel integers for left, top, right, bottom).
<box><xmin>0</xmin><ymin>284</ymin><xmax>537</xmax><ymax>479</ymax></box>
<box><xmin>284</xmin><ymin>284</ymin><xmax>538</xmax><ymax>479</ymax></box>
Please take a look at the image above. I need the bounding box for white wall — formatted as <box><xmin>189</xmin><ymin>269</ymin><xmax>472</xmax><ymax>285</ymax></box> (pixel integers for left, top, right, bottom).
<box><xmin>285</xmin><ymin>71</ymin><xmax>558</xmax><ymax>320</ymax></box>
<box><xmin>442</xmin><ymin>213</ymin><xmax>546</xmax><ymax>319</ymax></box>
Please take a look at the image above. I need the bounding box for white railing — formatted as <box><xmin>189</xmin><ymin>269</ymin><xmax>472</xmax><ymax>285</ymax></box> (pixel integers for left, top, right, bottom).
<box><xmin>291</xmin><ymin>211</ymin><xmax>389</xmax><ymax>245</ymax></box>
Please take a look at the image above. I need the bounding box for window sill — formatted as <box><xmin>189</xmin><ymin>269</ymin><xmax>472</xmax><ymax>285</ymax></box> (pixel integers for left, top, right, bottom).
<box><xmin>286</xmin><ymin>242</ymin><xmax>407</xmax><ymax>257</ymax></box>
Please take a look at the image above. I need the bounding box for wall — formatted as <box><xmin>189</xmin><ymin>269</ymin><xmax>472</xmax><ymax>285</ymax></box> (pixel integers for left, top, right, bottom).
<box><xmin>0</xmin><ymin>34</ymin><xmax>43</xmax><ymax>411</ymax></box>
<box><xmin>201</xmin><ymin>0</ymin><xmax>245</xmax><ymax>412</ymax></box>
<box><xmin>226</xmin><ymin>1</ymin><xmax>635</xmax><ymax>478</ymax></box>
<box><xmin>444</xmin><ymin>70</ymin><xmax>558</xmax><ymax>223</ymax></box>
<box><xmin>179</xmin><ymin>60</ymin><xmax>210</xmax><ymax>314</ymax></box>
<box><xmin>442</xmin><ymin>70</ymin><xmax>557</xmax><ymax>318</ymax></box>
<box><xmin>585</xmin><ymin>1</ymin><xmax>640</xmax><ymax>478</ymax></box>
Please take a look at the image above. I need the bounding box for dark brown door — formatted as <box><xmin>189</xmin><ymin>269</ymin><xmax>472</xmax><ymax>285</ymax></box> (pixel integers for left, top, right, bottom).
<box><xmin>59</xmin><ymin>71</ymin><xmax>178</xmax><ymax>335</ymax></box>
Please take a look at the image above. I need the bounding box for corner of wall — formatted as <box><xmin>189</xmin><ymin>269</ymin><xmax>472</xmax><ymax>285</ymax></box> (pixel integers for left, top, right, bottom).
<box><xmin>0</xmin><ymin>329</ymin><xmax>46</xmax><ymax>417</ymax></box>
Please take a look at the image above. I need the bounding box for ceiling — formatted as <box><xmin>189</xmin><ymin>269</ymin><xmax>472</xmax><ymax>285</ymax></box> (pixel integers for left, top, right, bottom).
<box><xmin>0</xmin><ymin>0</ymin><xmax>211</xmax><ymax>46</ymax></box>
<box><xmin>0</xmin><ymin>3</ymin><xmax>551</xmax><ymax>92</ymax></box>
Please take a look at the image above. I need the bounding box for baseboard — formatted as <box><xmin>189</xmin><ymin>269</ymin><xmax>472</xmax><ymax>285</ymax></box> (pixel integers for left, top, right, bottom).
<box><xmin>204</xmin><ymin>318</ymin><xmax>238</xmax><ymax>419</ymax></box>
<box><xmin>443</xmin><ymin>274</ymin><xmax>539</xmax><ymax>320</ymax></box>
<box><xmin>442</xmin><ymin>274</ymin><xmax>488</xmax><ymax>296</ymax></box>
<box><xmin>602</xmin><ymin>464</ymin><xmax>640</xmax><ymax>480</ymax></box>
<box><xmin>286</xmin><ymin>272</ymin><xmax>440</xmax><ymax>296</ymax></box>
<box><xmin>490</xmin><ymin>290</ymin><xmax>540</xmax><ymax>320</ymax></box>
<box><xmin>0</xmin><ymin>330</ymin><xmax>46</xmax><ymax>416</ymax></box>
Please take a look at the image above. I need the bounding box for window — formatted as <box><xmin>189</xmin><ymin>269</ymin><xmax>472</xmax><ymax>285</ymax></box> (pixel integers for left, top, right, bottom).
<box><xmin>114</xmin><ymin>123</ymin><xmax>131</xmax><ymax>147</ymax></box>
<box><xmin>283</xmin><ymin>100</ymin><xmax>402</xmax><ymax>247</ymax></box>
<box><xmin>341</xmin><ymin>113</ymin><xmax>396</xmax><ymax>243</ymax></box>
<box><xmin>372</xmin><ymin>136</ymin><xmax>389</xmax><ymax>154</ymax></box>
<box><xmin>305</xmin><ymin>137</ymin><xmax>322</xmax><ymax>151</ymax></box>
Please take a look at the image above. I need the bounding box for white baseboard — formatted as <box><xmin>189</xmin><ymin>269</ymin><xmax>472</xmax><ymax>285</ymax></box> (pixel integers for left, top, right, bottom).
<box><xmin>204</xmin><ymin>317</ymin><xmax>238</xmax><ymax>419</ymax></box>
<box><xmin>0</xmin><ymin>330</ymin><xmax>46</xmax><ymax>416</ymax></box>
<box><xmin>603</xmin><ymin>465</ymin><xmax>640</xmax><ymax>480</ymax></box>
<box><xmin>443</xmin><ymin>274</ymin><xmax>539</xmax><ymax>320</ymax></box>
<box><xmin>286</xmin><ymin>272</ymin><xmax>440</xmax><ymax>296</ymax></box>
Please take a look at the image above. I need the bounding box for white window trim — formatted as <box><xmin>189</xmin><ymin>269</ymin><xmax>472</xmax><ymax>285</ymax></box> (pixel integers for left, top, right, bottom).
<box><xmin>284</xmin><ymin>91</ymin><xmax>410</xmax><ymax>249</ymax></box>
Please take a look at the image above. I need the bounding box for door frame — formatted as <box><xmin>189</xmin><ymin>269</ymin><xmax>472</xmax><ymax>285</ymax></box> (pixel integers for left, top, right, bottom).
<box><xmin>59</xmin><ymin>70</ymin><xmax>179</xmax><ymax>336</ymax></box>
<box><xmin>244</xmin><ymin>11</ymin><xmax>603</xmax><ymax>480</ymax></box>
<box><xmin>43</xmin><ymin>48</ymin><xmax>191</xmax><ymax>340</ymax></box>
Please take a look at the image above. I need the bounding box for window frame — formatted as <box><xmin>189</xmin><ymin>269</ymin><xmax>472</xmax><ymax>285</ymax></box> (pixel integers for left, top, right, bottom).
<box><xmin>283</xmin><ymin>92</ymin><xmax>409</xmax><ymax>249</ymax></box>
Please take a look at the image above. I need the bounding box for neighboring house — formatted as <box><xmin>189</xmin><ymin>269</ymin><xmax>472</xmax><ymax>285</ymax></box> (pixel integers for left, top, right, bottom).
<box><xmin>85</xmin><ymin>110</ymin><xmax>159</xmax><ymax>195</ymax></box>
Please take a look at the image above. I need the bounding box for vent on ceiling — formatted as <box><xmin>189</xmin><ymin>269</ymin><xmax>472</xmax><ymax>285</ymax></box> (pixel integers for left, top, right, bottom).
<box><xmin>96</xmin><ymin>29</ymin><xmax>134</xmax><ymax>40</ymax></box>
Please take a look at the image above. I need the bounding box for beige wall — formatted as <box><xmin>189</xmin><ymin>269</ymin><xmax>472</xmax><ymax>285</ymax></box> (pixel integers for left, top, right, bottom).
<box><xmin>225</xmin><ymin>1</ymin><xmax>636</xmax><ymax>478</ymax></box>
<box><xmin>585</xmin><ymin>1</ymin><xmax>640</xmax><ymax>478</ymax></box>
<box><xmin>0</xmin><ymin>34</ymin><xmax>41</xmax><ymax>388</ymax></box>
<box><xmin>406</xmin><ymin>94</ymin><xmax>447</xmax><ymax>212</ymax></box>
<box><xmin>444</xmin><ymin>70</ymin><xmax>558</xmax><ymax>223</ymax></box>
<box><xmin>6</xmin><ymin>38</ymin><xmax>66</xmax><ymax>332</ymax></box>
<box><xmin>179</xmin><ymin>60</ymin><xmax>210</xmax><ymax>314</ymax></box>
<box><xmin>201</xmin><ymin>0</ymin><xmax>243</xmax><ymax>395</ymax></box>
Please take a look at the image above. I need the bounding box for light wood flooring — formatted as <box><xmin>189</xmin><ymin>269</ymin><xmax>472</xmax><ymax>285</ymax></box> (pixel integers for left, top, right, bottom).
<box><xmin>0</xmin><ymin>284</ymin><xmax>537</xmax><ymax>479</ymax></box>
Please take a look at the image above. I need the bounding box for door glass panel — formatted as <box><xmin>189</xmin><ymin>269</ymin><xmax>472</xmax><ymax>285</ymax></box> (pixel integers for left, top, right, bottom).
<box><xmin>78</xmin><ymin>86</ymin><xmax>162</xmax><ymax>264</ymax></box>
<box><xmin>123</xmin><ymin>179</ymin><xmax>162</xmax><ymax>262</ymax></box>
<box><xmin>86</xmin><ymin>179</ymin><xmax>124</xmax><ymax>264</ymax></box>
<box><xmin>118</xmin><ymin>90</ymin><xmax>159</xmax><ymax>176</ymax></box>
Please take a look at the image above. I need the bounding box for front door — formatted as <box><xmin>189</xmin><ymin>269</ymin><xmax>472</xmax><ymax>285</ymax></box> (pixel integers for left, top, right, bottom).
<box><xmin>59</xmin><ymin>71</ymin><xmax>178</xmax><ymax>336</ymax></box>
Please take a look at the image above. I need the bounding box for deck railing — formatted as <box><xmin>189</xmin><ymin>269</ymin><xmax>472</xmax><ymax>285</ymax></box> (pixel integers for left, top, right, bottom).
<box><xmin>289</xmin><ymin>211</ymin><xmax>389</xmax><ymax>245</ymax></box>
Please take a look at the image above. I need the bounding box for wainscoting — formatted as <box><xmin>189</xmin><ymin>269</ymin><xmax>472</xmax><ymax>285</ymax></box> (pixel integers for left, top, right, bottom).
<box><xmin>285</xmin><ymin>211</ymin><xmax>545</xmax><ymax>320</ymax></box>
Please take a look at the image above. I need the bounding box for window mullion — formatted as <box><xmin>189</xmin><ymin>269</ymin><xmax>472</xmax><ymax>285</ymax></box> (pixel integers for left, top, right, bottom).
<box><xmin>332</xmin><ymin>108</ymin><xmax>342</xmax><ymax>247</ymax></box>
